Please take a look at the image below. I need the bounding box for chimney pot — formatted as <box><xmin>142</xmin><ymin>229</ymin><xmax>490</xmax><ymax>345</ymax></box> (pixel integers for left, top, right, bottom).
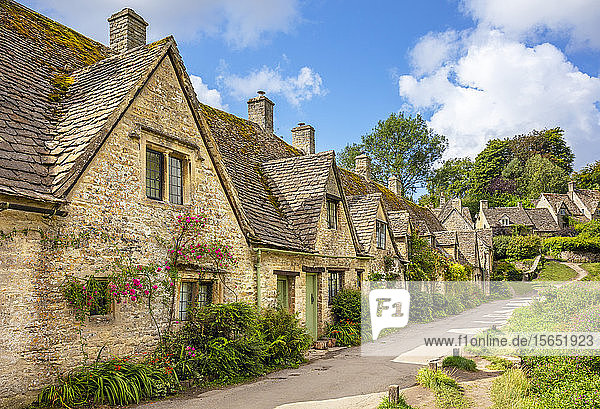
<box><xmin>247</xmin><ymin>92</ymin><xmax>274</xmax><ymax>134</ymax></box>
<box><xmin>451</xmin><ymin>198</ymin><xmax>462</xmax><ymax>210</ymax></box>
<box><xmin>291</xmin><ymin>123</ymin><xmax>315</xmax><ymax>155</ymax></box>
<box><xmin>355</xmin><ymin>154</ymin><xmax>372</xmax><ymax>180</ymax></box>
<box><xmin>108</xmin><ymin>8</ymin><xmax>148</xmax><ymax>53</ymax></box>
<box><xmin>439</xmin><ymin>196</ymin><xmax>446</xmax><ymax>208</ymax></box>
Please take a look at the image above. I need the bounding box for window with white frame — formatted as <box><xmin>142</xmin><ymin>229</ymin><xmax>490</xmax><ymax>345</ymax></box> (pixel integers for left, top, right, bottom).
<box><xmin>500</xmin><ymin>216</ymin><xmax>510</xmax><ymax>226</ymax></box>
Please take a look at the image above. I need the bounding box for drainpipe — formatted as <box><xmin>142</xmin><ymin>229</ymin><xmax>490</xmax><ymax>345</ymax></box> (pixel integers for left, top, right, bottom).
<box><xmin>255</xmin><ymin>248</ymin><xmax>262</xmax><ymax>309</ymax></box>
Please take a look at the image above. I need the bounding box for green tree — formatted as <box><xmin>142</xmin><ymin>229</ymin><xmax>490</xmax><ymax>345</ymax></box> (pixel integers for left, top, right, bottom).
<box><xmin>573</xmin><ymin>160</ymin><xmax>600</xmax><ymax>189</ymax></box>
<box><xmin>336</xmin><ymin>142</ymin><xmax>362</xmax><ymax>171</ymax></box>
<box><xmin>339</xmin><ymin>112</ymin><xmax>447</xmax><ymax>196</ymax></box>
<box><xmin>509</xmin><ymin>128</ymin><xmax>574</xmax><ymax>173</ymax></box>
<box><xmin>425</xmin><ymin>157</ymin><xmax>473</xmax><ymax>206</ymax></box>
<box><xmin>522</xmin><ymin>154</ymin><xmax>569</xmax><ymax>199</ymax></box>
<box><xmin>469</xmin><ymin>139</ymin><xmax>512</xmax><ymax>198</ymax></box>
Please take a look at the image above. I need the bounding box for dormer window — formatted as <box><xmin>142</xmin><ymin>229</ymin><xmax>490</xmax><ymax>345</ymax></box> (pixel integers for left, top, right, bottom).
<box><xmin>326</xmin><ymin>199</ymin><xmax>338</xmax><ymax>229</ymax></box>
<box><xmin>376</xmin><ymin>219</ymin><xmax>387</xmax><ymax>249</ymax></box>
<box><xmin>500</xmin><ymin>216</ymin><xmax>510</xmax><ymax>227</ymax></box>
<box><xmin>559</xmin><ymin>208</ymin><xmax>567</xmax><ymax>216</ymax></box>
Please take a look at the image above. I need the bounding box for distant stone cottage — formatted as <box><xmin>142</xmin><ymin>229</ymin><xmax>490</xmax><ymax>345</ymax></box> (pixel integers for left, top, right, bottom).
<box><xmin>0</xmin><ymin>1</ymin><xmax>489</xmax><ymax>404</ymax></box>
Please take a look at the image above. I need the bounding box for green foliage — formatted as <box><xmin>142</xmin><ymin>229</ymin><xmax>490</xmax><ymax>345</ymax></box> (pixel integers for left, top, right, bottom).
<box><xmin>336</xmin><ymin>142</ymin><xmax>363</xmax><ymax>171</ymax></box>
<box><xmin>63</xmin><ymin>276</ymin><xmax>110</xmax><ymax>320</ymax></box>
<box><xmin>259</xmin><ymin>308</ymin><xmax>312</xmax><ymax>367</ymax></box>
<box><xmin>521</xmin><ymin>154</ymin><xmax>569</xmax><ymax>199</ymax></box>
<box><xmin>491</xmin><ymin>261</ymin><xmax>523</xmax><ymax>281</ymax></box>
<box><xmin>160</xmin><ymin>303</ymin><xmax>311</xmax><ymax>385</ymax></box>
<box><xmin>340</xmin><ymin>112</ymin><xmax>447</xmax><ymax>196</ymax></box>
<box><xmin>425</xmin><ymin>157</ymin><xmax>473</xmax><ymax>204</ymax></box>
<box><xmin>36</xmin><ymin>359</ymin><xmax>177</xmax><ymax>407</ymax></box>
<box><xmin>442</xmin><ymin>356</ymin><xmax>477</xmax><ymax>372</ymax></box>
<box><xmin>490</xmin><ymin>367</ymin><xmax>530</xmax><ymax>409</ymax></box>
<box><xmin>493</xmin><ymin>236</ymin><xmax>511</xmax><ymax>260</ymax></box>
<box><xmin>325</xmin><ymin>320</ymin><xmax>361</xmax><ymax>346</ymax></box>
<box><xmin>406</xmin><ymin>233</ymin><xmax>470</xmax><ymax>281</ymax></box>
<box><xmin>575</xmin><ymin>219</ymin><xmax>600</xmax><ymax>236</ymax></box>
<box><xmin>469</xmin><ymin>139</ymin><xmax>513</xmax><ymax>197</ymax></box>
<box><xmin>484</xmin><ymin>356</ymin><xmax>514</xmax><ymax>371</ymax></box>
<box><xmin>377</xmin><ymin>395</ymin><xmax>415</xmax><ymax>409</ymax></box>
<box><xmin>573</xmin><ymin>160</ymin><xmax>600</xmax><ymax>190</ymax></box>
<box><xmin>330</xmin><ymin>288</ymin><xmax>361</xmax><ymax>323</ymax></box>
<box><xmin>509</xmin><ymin>128</ymin><xmax>574</xmax><ymax>173</ymax></box>
<box><xmin>505</xmin><ymin>235</ymin><xmax>541</xmax><ymax>260</ymax></box>
<box><xmin>543</xmin><ymin>235</ymin><xmax>600</xmax><ymax>255</ymax></box>
<box><xmin>581</xmin><ymin>263</ymin><xmax>600</xmax><ymax>281</ymax></box>
<box><xmin>416</xmin><ymin>368</ymin><xmax>467</xmax><ymax>409</ymax></box>
<box><xmin>405</xmin><ymin>282</ymin><xmax>487</xmax><ymax>322</ymax></box>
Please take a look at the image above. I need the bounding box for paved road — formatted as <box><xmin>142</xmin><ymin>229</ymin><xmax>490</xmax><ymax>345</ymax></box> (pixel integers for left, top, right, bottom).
<box><xmin>137</xmin><ymin>295</ymin><xmax>533</xmax><ymax>409</ymax></box>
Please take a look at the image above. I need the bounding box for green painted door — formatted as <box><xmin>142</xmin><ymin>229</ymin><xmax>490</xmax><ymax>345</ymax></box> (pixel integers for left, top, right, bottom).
<box><xmin>305</xmin><ymin>273</ymin><xmax>318</xmax><ymax>340</ymax></box>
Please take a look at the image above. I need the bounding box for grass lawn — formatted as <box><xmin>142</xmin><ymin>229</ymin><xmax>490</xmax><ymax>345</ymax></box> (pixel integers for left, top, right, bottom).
<box><xmin>581</xmin><ymin>263</ymin><xmax>600</xmax><ymax>281</ymax></box>
<box><xmin>536</xmin><ymin>261</ymin><xmax>577</xmax><ymax>281</ymax></box>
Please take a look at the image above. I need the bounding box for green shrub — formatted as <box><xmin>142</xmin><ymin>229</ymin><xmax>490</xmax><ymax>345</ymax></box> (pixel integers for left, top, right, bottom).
<box><xmin>506</xmin><ymin>235</ymin><xmax>541</xmax><ymax>260</ymax></box>
<box><xmin>490</xmin><ymin>368</ymin><xmax>529</xmax><ymax>409</ymax></box>
<box><xmin>377</xmin><ymin>395</ymin><xmax>415</xmax><ymax>409</ymax></box>
<box><xmin>543</xmin><ymin>235</ymin><xmax>600</xmax><ymax>256</ymax></box>
<box><xmin>416</xmin><ymin>368</ymin><xmax>467</xmax><ymax>409</ymax></box>
<box><xmin>442</xmin><ymin>356</ymin><xmax>476</xmax><ymax>372</ymax></box>
<box><xmin>326</xmin><ymin>320</ymin><xmax>361</xmax><ymax>346</ymax></box>
<box><xmin>259</xmin><ymin>308</ymin><xmax>311</xmax><ymax>367</ymax></box>
<box><xmin>492</xmin><ymin>261</ymin><xmax>523</xmax><ymax>281</ymax></box>
<box><xmin>484</xmin><ymin>356</ymin><xmax>514</xmax><ymax>371</ymax></box>
<box><xmin>416</xmin><ymin>368</ymin><xmax>459</xmax><ymax>389</ymax></box>
<box><xmin>493</xmin><ymin>235</ymin><xmax>512</xmax><ymax>260</ymax></box>
<box><xmin>330</xmin><ymin>288</ymin><xmax>361</xmax><ymax>323</ymax></box>
<box><xmin>36</xmin><ymin>359</ymin><xmax>177</xmax><ymax>407</ymax></box>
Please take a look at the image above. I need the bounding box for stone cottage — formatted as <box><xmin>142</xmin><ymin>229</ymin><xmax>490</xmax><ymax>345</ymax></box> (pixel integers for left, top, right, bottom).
<box><xmin>535</xmin><ymin>182</ymin><xmax>600</xmax><ymax>228</ymax></box>
<box><xmin>0</xmin><ymin>1</ymin><xmax>418</xmax><ymax>402</ymax></box>
<box><xmin>475</xmin><ymin>200</ymin><xmax>559</xmax><ymax>236</ymax></box>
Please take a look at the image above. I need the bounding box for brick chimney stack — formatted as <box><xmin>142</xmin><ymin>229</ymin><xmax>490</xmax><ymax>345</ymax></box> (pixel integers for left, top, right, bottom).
<box><xmin>291</xmin><ymin>123</ymin><xmax>315</xmax><ymax>154</ymax></box>
<box><xmin>355</xmin><ymin>154</ymin><xmax>371</xmax><ymax>180</ymax></box>
<box><xmin>108</xmin><ymin>8</ymin><xmax>148</xmax><ymax>53</ymax></box>
<box><xmin>247</xmin><ymin>91</ymin><xmax>274</xmax><ymax>134</ymax></box>
<box><xmin>568</xmin><ymin>181</ymin><xmax>575</xmax><ymax>200</ymax></box>
<box><xmin>480</xmin><ymin>200</ymin><xmax>488</xmax><ymax>210</ymax></box>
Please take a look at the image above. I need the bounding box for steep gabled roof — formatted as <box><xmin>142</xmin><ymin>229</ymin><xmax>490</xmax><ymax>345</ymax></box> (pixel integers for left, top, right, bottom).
<box><xmin>346</xmin><ymin>193</ymin><xmax>381</xmax><ymax>252</ymax></box>
<box><xmin>575</xmin><ymin>189</ymin><xmax>600</xmax><ymax>214</ymax></box>
<box><xmin>262</xmin><ymin>151</ymin><xmax>336</xmax><ymax>249</ymax></box>
<box><xmin>387</xmin><ymin>210</ymin><xmax>410</xmax><ymax>237</ymax></box>
<box><xmin>481</xmin><ymin>206</ymin><xmax>533</xmax><ymax>227</ymax></box>
<box><xmin>539</xmin><ymin>193</ymin><xmax>582</xmax><ymax>216</ymax></box>
<box><xmin>0</xmin><ymin>0</ymin><xmax>115</xmax><ymax>201</ymax></box>
<box><xmin>339</xmin><ymin>168</ymin><xmax>445</xmax><ymax>235</ymax></box>
<box><xmin>525</xmin><ymin>208</ymin><xmax>559</xmax><ymax>232</ymax></box>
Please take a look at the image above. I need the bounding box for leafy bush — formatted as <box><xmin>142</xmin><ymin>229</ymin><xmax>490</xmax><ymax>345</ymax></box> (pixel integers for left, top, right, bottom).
<box><xmin>492</xmin><ymin>261</ymin><xmax>522</xmax><ymax>281</ymax></box>
<box><xmin>506</xmin><ymin>235</ymin><xmax>541</xmax><ymax>260</ymax></box>
<box><xmin>36</xmin><ymin>359</ymin><xmax>177</xmax><ymax>407</ymax></box>
<box><xmin>442</xmin><ymin>356</ymin><xmax>476</xmax><ymax>372</ymax></box>
<box><xmin>330</xmin><ymin>288</ymin><xmax>361</xmax><ymax>323</ymax></box>
<box><xmin>325</xmin><ymin>320</ymin><xmax>361</xmax><ymax>346</ymax></box>
<box><xmin>259</xmin><ymin>308</ymin><xmax>311</xmax><ymax>367</ymax></box>
<box><xmin>416</xmin><ymin>368</ymin><xmax>467</xmax><ymax>409</ymax></box>
<box><xmin>493</xmin><ymin>235</ymin><xmax>512</xmax><ymax>260</ymax></box>
<box><xmin>490</xmin><ymin>368</ymin><xmax>530</xmax><ymax>409</ymax></box>
<box><xmin>543</xmin><ymin>235</ymin><xmax>600</xmax><ymax>256</ymax></box>
<box><xmin>377</xmin><ymin>395</ymin><xmax>415</xmax><ymax>409</ymax></box>
<box><xmin>416</xmin><ymin>368</ymin><xmax>458</xmax><ymax>390</ymax></box>
<box><xmin>484</xmin><ymin>356</ymin><xmax>514</xmax><ymax>371</ymax></box>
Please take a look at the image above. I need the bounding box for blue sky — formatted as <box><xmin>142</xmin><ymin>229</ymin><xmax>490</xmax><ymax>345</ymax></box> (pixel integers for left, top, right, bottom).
<box><xmin>24</xmin><ymin>0</ymin><xmax>600</xmax><ymax>170</ymax></box>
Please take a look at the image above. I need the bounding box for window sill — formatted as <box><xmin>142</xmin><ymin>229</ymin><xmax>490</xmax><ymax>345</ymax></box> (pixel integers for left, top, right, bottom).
<box><xmin>143</xmin><ymin>197</ymin><xmax>189</xmax><ymax>209</ymax></box>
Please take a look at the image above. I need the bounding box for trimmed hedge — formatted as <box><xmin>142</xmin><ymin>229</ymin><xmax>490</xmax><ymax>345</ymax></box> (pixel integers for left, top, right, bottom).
<box><xmin>493</xmin><ymin>235</ymin><xmax>541</xmax><ymax>260</ymax></box>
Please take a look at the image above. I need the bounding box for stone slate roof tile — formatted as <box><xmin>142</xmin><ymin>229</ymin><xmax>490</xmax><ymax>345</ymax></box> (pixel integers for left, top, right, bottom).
<box><xmin>346</xmin><ymin>193</ymin><xmax>381</xmax><ymax>252</ymax></box>
<box><xmin>433</xmin><ymin>230</ymin><xmax>456</xmax><ymax>246</ymax></box>
<box><xmin>339</xmin><ymin>168</ymin><xmax>445</xmax><ymax>235</ymax></box>
<box><xmin>198</xmin><ymin>103</ymin><xmax>307</xmax><ymax>251</ymax></box>
<box><xmin>540</xmin><ymin>193</ymin><xmax>582</xmax><ymax>216</ymax></box>
<box><xmin>262</xmin><ymin>151</ymin><xmax>335</xmax><ymax>249</ymax></box>
<box><xmin>456</xmin><ymin>230</ymin><xmax>478</xmax><ymax>266</ymax></box>
<box><xmin>387</xmin><ymin>210</ymin><xmax>410</xmax><ymax>237</ymax></box>
<box><xmin>0</xmin><ymin>0</ymin><xmax>115</xmax><ymax>201</ymax></box>
<box><xmin>576</xmin><ymin>189</ymin><xmax>600</xmax><ymax>214</ymax></box>
<box><xmin>525</xmin><ymin>208</ymin><xmax>559</xmax><ymax>232</ymax></box>
<box><xmin>482</xmin><ymin>206</ymin><xmax>533</xmax><ymax>227</ymax></box>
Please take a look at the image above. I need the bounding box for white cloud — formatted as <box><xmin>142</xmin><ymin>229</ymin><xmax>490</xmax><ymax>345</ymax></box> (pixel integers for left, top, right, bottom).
<box><xmin>409</xmin><ymin>30</ymin><xmax>460</xmax><ymax>76</ymax></box>
<box><xmin>190</xmin><ymin>75</ymin><xmax>227</xmax><ymax>110</ymax></box>
<box><xmin>221</xmin><ymin>66</ymin><xmax>326</xmax><ymax>106</ymax></box>
<box><xmin>399</xmin><ymin>29</ymin><xmax>600</xmax><ymax>165</ymax></box>
<box><xmin>25</xmin><ymin>0</ymin><xmax>299</xmax><ymax>48</ymax></box>
<box><xmin>461</xmin><ymin>0</ymin><xmax>600</xmax><ymax>49</ymax></box>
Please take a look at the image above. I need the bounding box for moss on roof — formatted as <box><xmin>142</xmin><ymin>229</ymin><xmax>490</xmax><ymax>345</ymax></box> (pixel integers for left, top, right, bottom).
<box><xmin>1</xmin><ymin>0</ymin><xmax>112</xmax><ymax>66</ymax></box>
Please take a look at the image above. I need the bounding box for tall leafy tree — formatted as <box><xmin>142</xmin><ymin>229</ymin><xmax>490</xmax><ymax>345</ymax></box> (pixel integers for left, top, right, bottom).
<box><xmin>338</xmin><ymin>112</ymin><xmax>447</xmax><ymax>196</ymax></box>
<box><xmin>337</xmin><ymin>142</ymin><xmax>362</xmax><ymax>171</ymax></box>
<box><xmin>573</xmin><ymin>160</ymin><xmax>600</xmax><ymax>189</ymax></box>
<box><xmin>469</xmin><ymin>139</ymin><xmax>512</xmax><ymax>198</ymax></box>
<box><xmin>509</xmin><ymin>128</ymin><xmax>574</xmax><ymax>173</ymax></box>
<box><xmin>522</xmin><ymin>154</ymin><xmax>569</xmax><ymax>199</ymax></box>
<box><xmin>425</xmin><ymin>158</ymin><xmax>473</xmax><ymax>205</ymax></box>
